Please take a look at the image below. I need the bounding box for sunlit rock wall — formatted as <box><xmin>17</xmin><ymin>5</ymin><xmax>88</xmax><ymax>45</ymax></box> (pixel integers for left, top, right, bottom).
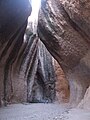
<box><xmin>38</xmin><ymin>0</ymin><xmax>90</xmax><ymax>106</ymax></box>
<box><xmin>28</xmin><ymin>41</ymin><xmax>56</xmax><ymax>103</ymax></box>
<box><xmin>1</xmin><ymin>0</ymin><xmax>90</xmax><ymax>108</ymax></box>
<box><xmin>0</xmin><ymin>0</ymin><xmax>56</xmax><ymax>106</ymax></box>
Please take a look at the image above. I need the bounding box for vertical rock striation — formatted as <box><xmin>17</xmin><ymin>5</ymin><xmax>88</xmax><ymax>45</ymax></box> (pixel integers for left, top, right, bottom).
<box><xmin>28</xmin><ymin>41</ymin><xmax>56</xmax><ymax>103</ymax></box>
<box><xmin>38</xmin><ymin>0</ymin><xmax>90</xmax><ymax>105</ymax></box>
<box><xmin>1</xmin><ymin>0</ymin><xmax>90</xmax><ymax>108</ymax></box>
<box><xmin>0</xmin><ymin>0</ymin><xmax>32</xmax><ymax>105</ymax></box>
<box><xmin>0</xmin><ymin>0</ymin><xmax>56</xmax><ymax>105</ymax></box>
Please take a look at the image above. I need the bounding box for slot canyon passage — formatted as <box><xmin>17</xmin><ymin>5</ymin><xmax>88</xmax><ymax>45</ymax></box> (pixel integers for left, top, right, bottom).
<box><xmin>0</xmin><ymin>0</ymin><xmax>90</xmax><ymax>120</ymax></box>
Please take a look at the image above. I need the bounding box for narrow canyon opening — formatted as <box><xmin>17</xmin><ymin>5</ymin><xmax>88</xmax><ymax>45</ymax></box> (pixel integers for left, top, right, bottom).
<box><xmin>0</xmin><ymin>0</ymin><xmax>90</xmax><ymax>120</ymax></box>
<box><xmin>25</xmin><ymin>0</ymin><xmax>70</xmax><ymax>104</ymax></box>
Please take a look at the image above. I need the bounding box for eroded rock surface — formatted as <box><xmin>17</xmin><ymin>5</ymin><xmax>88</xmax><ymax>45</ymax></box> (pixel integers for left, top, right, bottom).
<box><xmin>0</xmin><ymin>0</ymin><xmax>32</xmax><ymax>105</ymax></box>
<box><xmin>28</xmin><ymin>41</ymin><xmax>56</xmax><ymax>103</ymax></box>
<box><xmin>0</xmin><ymin>0</ymin><xmax>90</xmax><ymax>109</ymax></box>
<box><xmin>54</xmin><ymin>60</ymin><xmax>70</xmax><ymax>103</ymax></box>
<box><xmin>78</xmin><ymin>86</ymin><xmax>90</xmax><ymax>109</ymax></box>
<box><xmin>38</xmin><ymin>0</ymin><xmax>90</xmax><ymax>105</ymax></box>
<box><xmin>0</xmin><ymin>0</ymin><xmax>56</xmax><ymax>105</ymax></box>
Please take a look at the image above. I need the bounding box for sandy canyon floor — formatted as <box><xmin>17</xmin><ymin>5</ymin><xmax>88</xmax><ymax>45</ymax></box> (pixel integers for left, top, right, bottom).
<box><xmin>0</xmin><ymin>103</ymin><xmax>90</xmax><ymax>120</ymax></box>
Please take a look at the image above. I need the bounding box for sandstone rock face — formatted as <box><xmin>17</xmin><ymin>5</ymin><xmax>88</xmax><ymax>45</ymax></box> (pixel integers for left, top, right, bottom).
<box><xmin>54</xmin><ymin>60</ymin><xmax>70</xmax><ymax>103</ymax></box>
<box><xmin>0</xmin><ymin>0</ymin><xmax>32</xmax><ymax>105</ymax></box>
<box><xmin>0</xmin><ymin>0</ymin><xmax>90</xmax><ymax>108</ymax></box>
<box><xmin>38</xmin><ymin>0</ymin><xmax>90</xmax><ymax>105</ymax></box>
<box><xmin>61</xmin><ymin>0</ymin><xmax>90</xmax><ymax>41</ymax></box>
<box><xmin>78</xmin><ymin>86</ymin><xmax>90</xmax><ymax>109</ymax></box>
<box><xmin>0</xmin><ymin>0</ymin><xmax>56</xmax><ymax>105</ymax></box>
<box><xmin>28</xmin><ymin>41</ymin><xmax>56</xmax><ymax>103</ymax></box>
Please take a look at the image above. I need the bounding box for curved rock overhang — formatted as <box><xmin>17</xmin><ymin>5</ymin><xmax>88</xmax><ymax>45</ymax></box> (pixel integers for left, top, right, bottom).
<box><xmin>0</xmin><ymin>0</ymin><xmax>90</xmax><ymax>108</ymax></box>
<box><xmin>0</xmin><ymin>0</ymin><xmax>56</xmax><ymax>106</ymax></box>
<box><xmin>0</xmin><ymin>0</ymin><xmax>32</xmax><ymax>105</ymax></box>
<box><xmin>38</xmin><ymin>0</ymin><xmax>90</xmax><ymax>105</ymax></box>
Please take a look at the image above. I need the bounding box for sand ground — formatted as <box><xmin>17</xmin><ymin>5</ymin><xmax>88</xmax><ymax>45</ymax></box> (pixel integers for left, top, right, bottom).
<box><xmin>0</xmin><ymin>103</ymin><xmax>90</xmax><ymax>120</ymax></box>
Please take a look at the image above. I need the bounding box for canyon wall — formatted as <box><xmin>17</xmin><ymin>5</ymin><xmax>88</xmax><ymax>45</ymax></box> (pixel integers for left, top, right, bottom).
<box><xmin>54</xmin><ymin>60</ymin><xmax>70</xmax><ymax>103</ymax></box>
<box><xmin>0</xmin><ymin>0</ymin><xmax>90</xmax><ymax>108</ymax></box>
<box><xmin>38</xmin><ymin>0</ymin><xmax>90</xmax><ymax>105</ymax></box>
<box><xmin>0</xmin><ymin>0</ymin><xmax>32</xmax><ymax>105</ymax></box>
<box><xmin>29</xmin><ymin>41</ymin><xmax>56</xmax><ymax>103</ymax></box>
<box><xmin>0</xmin><ymin>0</ymin><xmax>56</xmax><ymax>105</ymax></box>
